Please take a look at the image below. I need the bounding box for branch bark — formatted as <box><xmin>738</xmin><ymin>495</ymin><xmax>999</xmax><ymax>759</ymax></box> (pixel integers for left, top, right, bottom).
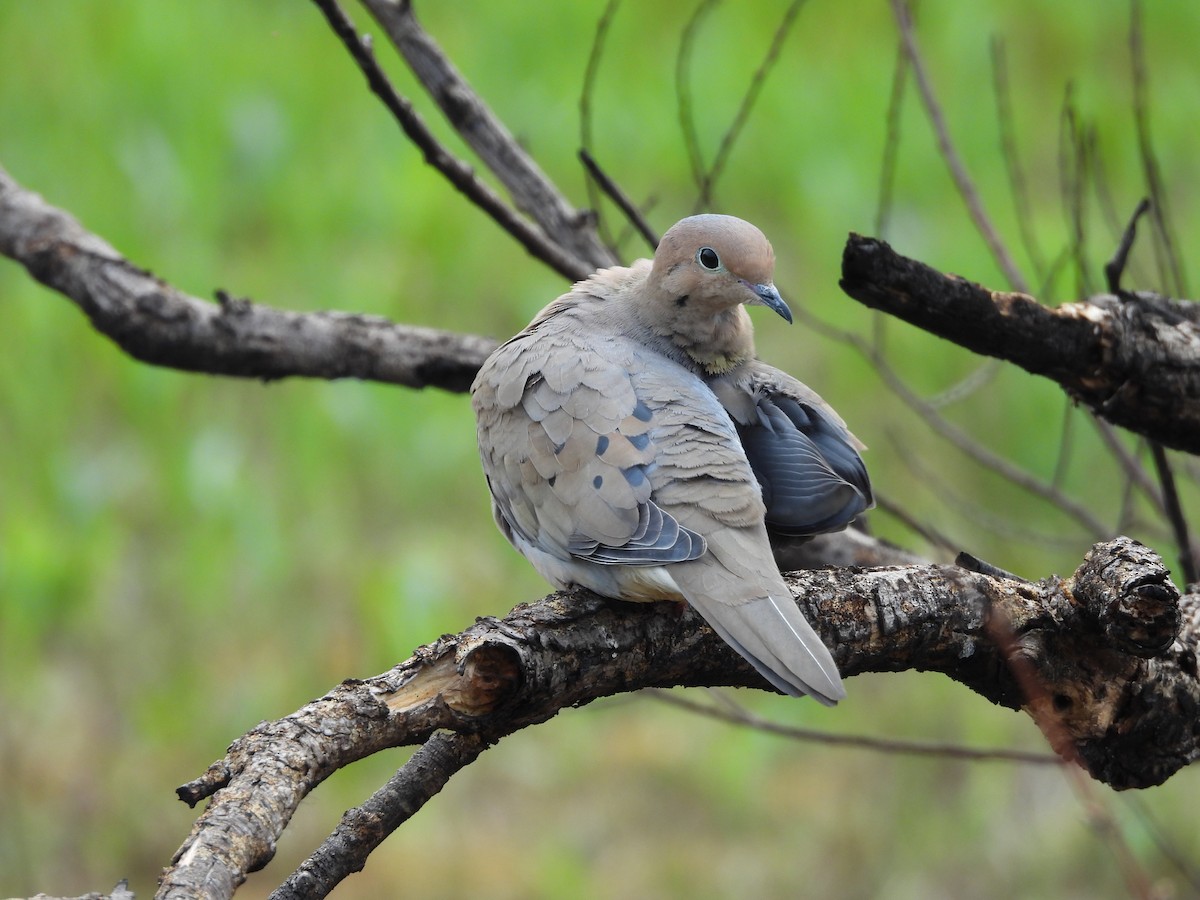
<box><xmin>157</xmin><ymin>537</ymin><xmax>1198</xmax><ymax>899</ymax></box>
<box><xmin>359</xmin><ymin>0</ymin><xmax>617</xmax><ymax>272</ymax></box>
<box><xmin>840</xmin><ymin>233</ymin><xmax>1200</xmax><ymax>454</ymax></box>
<box><xmin>0</xmin><ymin>165</ymin><xmax>495</xmax><ymax>391</ymax></box>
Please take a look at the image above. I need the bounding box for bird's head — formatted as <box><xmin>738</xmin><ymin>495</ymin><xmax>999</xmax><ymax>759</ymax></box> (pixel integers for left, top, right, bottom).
<box><xmin>648</xmin><ymin>214</ymin><xmax>792</xmax><ymax>324</ymax></box>
<box><xmin>641</xmin><ymin>214</ymin><xmax>790</xmax><ymax>374</ymax></box>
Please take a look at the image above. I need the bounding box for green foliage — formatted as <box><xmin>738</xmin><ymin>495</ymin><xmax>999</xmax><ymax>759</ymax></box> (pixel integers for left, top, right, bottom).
<box><xmin>1</xmin><ymin>2</ymin><xmax>1197</xmax><ymax>897</ymax></box>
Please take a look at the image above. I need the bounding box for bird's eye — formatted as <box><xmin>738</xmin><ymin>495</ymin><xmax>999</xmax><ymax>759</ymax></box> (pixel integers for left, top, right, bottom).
<box><xmin>697</xmin><ymin>247</ymin><xmax>721</xmax><ymax>270</ymax></box>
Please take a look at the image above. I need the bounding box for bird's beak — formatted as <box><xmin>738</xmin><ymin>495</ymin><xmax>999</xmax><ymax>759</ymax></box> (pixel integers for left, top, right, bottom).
<box><xmin>746</xmin><ymin>281</ymin><xmax>793</xmax><ymax>324</ymax></box>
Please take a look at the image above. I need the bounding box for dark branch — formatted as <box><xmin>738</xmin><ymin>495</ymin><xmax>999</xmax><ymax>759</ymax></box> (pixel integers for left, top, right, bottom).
<box><xmin>840</xmin><ymin>233</ymin><xmax>1200</xmax><ymax>454</ymax></box>
<box><xmin>269</xmin><ymin>732</ymin><xmax>490</xmax><ymax>900</ymax></box>
<box><xmin>1105</xmin><ymin>197</ymin><xmax>1151</xmax><ymax>294</ymax></box>
<box><xmin>310</xmin><ymin>0</ymin><xmax>594</xmax><ymax>282</ymax></box>
<box><xmin>358</xmin><ymin>0</ymin><xmax>616</xmax><ymax>272</ymax></box>
<box><xmin>158</xmin><ymin>538</ymin><xmax>1197</xmax><ymax>897</ymax></box>
<box><xmin>578</xmin><ymin>148</ymin><xmax>659</xmax><ymax>251</ymax></box>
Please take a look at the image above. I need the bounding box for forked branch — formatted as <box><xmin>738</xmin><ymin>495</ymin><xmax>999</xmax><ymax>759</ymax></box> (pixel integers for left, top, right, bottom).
<box><xmin>157</xmin><ymin>537</ymin><xmax>1198</xmax><ymax>898</ymax></box>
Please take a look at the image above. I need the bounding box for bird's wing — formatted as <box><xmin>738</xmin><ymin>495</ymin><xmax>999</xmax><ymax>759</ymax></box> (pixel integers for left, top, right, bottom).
<box><xmin>709</xmin><ymin>360</ymin><xmax>874</xmax><ymax>538</ymax></box>
<box><xmin>472</xmin><ymin>316</ymin><xmax>706</xmax><ymax>567</ymax></box>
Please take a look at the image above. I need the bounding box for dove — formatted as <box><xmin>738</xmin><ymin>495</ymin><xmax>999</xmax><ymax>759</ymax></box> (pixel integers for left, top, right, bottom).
<box><xmin>471</xmin><ymin>214</ymin><xmax>872</xmax><ymax>704</ymax></box>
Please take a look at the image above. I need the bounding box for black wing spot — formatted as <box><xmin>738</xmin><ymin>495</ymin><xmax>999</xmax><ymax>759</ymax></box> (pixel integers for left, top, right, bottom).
<box><xmin>596</xmin><ymin>435</ymin><xmax>610</xmax><ymax>455</ymax></box>
<box><xmin>632</xmin><ymin>399</ymin><xmax>653</xmax><ymax>422</ymax></box>
<box><xmin>623</xmin><ymin>466</ymin><xmax>647</xmax><ymax>487</ymax></box>
<box><xmin>593</xmin><ymin>475</ymin><xmax>603</xmax><ymax>489</ymax></box>
<box><xmin>628</xmin><ymin>433</ymin><xmax>651</xmax><ymax>450</ymax></box>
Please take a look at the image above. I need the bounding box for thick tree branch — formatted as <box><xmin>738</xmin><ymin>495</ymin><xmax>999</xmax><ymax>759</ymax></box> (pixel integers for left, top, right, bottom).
<box><xmin>840</xmin><ymin>233</ymin><xmax>1200</xmax><ymax>454</ymax></box>
<box><xmin>0</xmin><ymin>165</ymin><xmax>495</xmax><ymax>391</ymax></box>
<box><xmin>158</xmin><ymin>537</ymin><xmax>1197</xmax><ymax>899</ymax></box>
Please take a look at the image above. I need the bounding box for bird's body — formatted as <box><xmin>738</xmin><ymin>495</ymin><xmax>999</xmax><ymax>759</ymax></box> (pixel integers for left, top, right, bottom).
<box><xmin>472</xmin><ymin>215</ymin><xmax>872</xmax><ymax>705</ymax></box>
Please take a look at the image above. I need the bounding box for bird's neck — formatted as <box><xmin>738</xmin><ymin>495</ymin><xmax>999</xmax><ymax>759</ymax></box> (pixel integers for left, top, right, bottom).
<box><xmin>671</xmin><ymin>306</ymin><xmax>756</xmax><ymax>375</ymax></box>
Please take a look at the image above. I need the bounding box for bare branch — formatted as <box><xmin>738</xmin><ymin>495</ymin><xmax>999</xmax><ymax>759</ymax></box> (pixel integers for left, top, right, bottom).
<box><xmin>270</xmin><ymin>732</ymin><xmax>490</xmax><ymax>900</ymax></box>
<box><xmin>648</xmin><ymin>689</ymin><xmax>1060</xmax><ymax>765</ymax></box>
<box><xmin>1130</xmin><ymin>0</ymin><xmax>1189</xmax><ymax>297</ymax></box>
<box><xmin>578</xmin><ymin>149</ymin><xmax>659</xmax><ymax>251</ymax></box>
<box><xmin>580</xmin><ymin>0</ymin><xmax>622</xmax><ymax>247</ymax></box>
<box><xmin>889</xmin><ymin>0</ymin><xmax>1029</xmax><ymax>292</ymax></box>
<box><xmin>841</xmin><ymin>233</ymin><xmax>1200</xmax><ymax>455</ymax></box>
<box><xmin>0</xmin><ymin>166</ymin><xmax>495</xmax><ymax>390</ymax></box>
<box><xmin>699</xmin><ymin>0</ymin><xmax>808</xmax><ymax>208</ymax></box>
<box><xmin>874</xmin><ymin>34</ymin><xmax>909</xmax><ymax>238</ymax></box>
<box><xmin>311</xmin><ymin>0</ymin><xmax>594</xmax><ymax>282</ymax></box>
<box><xmin>676</xmin><ymin>0</ymin><xmax>720</xmax><ymax>202</ymax></box>
<box><xmin>1150</xmin><ymin>443</ymin><xmax>1199</xmax><ymax>585</ymax></box>
<box><xmin>990</xmin><ymin>36</ymin><xmax>1048</xmax><ymax>286</ymax></box>
<box><xmin>157</xmin><ymin>538</ymin><xmax>1198</xmax><ymax>897</ymax></box>
<box><xmin>359</xmin><ymin>0</ymin><xmax>615</xmax><ymax>272</ymax></box>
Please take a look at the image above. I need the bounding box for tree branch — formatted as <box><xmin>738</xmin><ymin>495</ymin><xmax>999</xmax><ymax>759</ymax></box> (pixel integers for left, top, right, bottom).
<box><xmin>310</xmin><ymin>0</ymin><xmax>594</xmax><ymax>283</ymax></box>
<box><xmin>0</xmin><ymin>164</ymin><xmax>495</xmax><ymax>391</ymax></box>
<box><xmin>840</xmin><ymin>233</ymin><xmax>1200</xmax><ymax>455</ymax></box>
<box><xmin>157</xmin><ymin>537</ymin><xmax>1197</xmax><ymax>898</ymax></box>
<box><xmin>356</xmin><ymin>0</ymin><xmax>616</xmax><ymax>272</ymax></box>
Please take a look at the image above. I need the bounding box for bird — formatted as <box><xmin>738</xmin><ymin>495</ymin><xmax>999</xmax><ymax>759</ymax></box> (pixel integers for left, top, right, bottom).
<box><xmin>471</xmin><ymin>214</ymin><xmax>872</xmax><ymax>705</ymax></box>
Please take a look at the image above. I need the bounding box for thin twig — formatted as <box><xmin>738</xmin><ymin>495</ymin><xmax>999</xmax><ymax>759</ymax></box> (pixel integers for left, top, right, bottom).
<box><xmin>1058</xmin><ymin>88</ymin><xmax>1095</xmax><ymax>297</ymax></box>
<box><xmin>1122</xmin><ymin>795</ymin><xmax>1200</xmax><ymax>894</ymax></box>
<box><xmin>579</xmin><ymin>149</ymin><xmax>660</xmax><ymax>251</ymax></box>
<box><xmin>1129</xmin><ymin>0</ymin><xmax>1189</xmax><ymax>297</ymax></box>
<box><xmin>874</xmin><ymin>32</ymin><xmax>909</xmax><ymax>239</ymax></box>
<box><xmin>885</xmin><ymin>425</ymin><xmax>1096</xmax><ymax>552</ymax></box>
<box><xmin>580</xmin><ymin>0</ymin><xmax>622</xmax><ymax>249</ymax></box>
<box><xmin>647</xmin><ymin>690</ymin><xmax>1060</xmax><ymax>765</ymax></box>
<box><xmin>924</xmin><ymin>358</ymin><xmax>1001</xmax><ymax>409</ymax></box>
<box><xmin>1149</xmin><ymin>443</ymin><xmax>1198</xmax><ymax>585</ymax></box>
<box><xmin>677</xmin><ymin>0</ymin><xmax>720</xmax><ymax>200</ymax></box>
<box><xmin>889</xmin><ymin>0</ymin><xmax>1029</xmax><ymax>293</ymax></box>
<box><xmin>1052</xmin><ymin>395</ymin><xmax>1075</xmax><ymax>490</ymax></box>
<box><xmin>698</xmin><ymin>0</ymin><xmax>808</xmax><ymax>209</ymax></box>
<box><xmin>1090</xmin><ymin>144</ymin><xmax>1153</xmax><ymax>292</ymax></box>
<box><xmin>1090</xmin><ymin>418</ymin><xmax>1163</xmax><ymax>514</ymax></box>
<box><xmin>873</xmin><ymin>492</ymin><xmax>961</xmax><ymax>558</ymax></box>
<box><xmin>787</xmin><ymin>299</ymin><xmax>1112</xmax><ymax>538</ymax></box>
<box><xmin>1105</xmin><ymin>197</ymin><xmax>1151</xmax><ymax>294</ymax></box>
<box><xmin>310</xmin><ymin>0</ymin><xmax>593</xmax><ymax>282</ymax></box>
<box><xmin>990</xmin><ymin>36</ymin><xmax>1047</xmax><ymax>284</ymax></box>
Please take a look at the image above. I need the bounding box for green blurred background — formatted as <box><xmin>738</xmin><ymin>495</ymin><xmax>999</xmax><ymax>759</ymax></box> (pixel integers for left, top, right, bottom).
<box><xmin>2</xmin><ymin>2</ymin><xmax>1197</xmax><ymax>897</ymax></box>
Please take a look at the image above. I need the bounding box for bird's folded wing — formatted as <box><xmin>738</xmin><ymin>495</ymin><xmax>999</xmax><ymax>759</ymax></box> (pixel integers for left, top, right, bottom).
<box><xmin>709</xmin><ymin>360</ymin><xmax>874</xmax><ymax>537</ymax></box>
<box><xmin>475</xmin><ymin>328</ymin><xmax>718</xmax><ymax>566</ymax></box>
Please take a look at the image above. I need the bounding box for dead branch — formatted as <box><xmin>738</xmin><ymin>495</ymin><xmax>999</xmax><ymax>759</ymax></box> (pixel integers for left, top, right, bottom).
<box><xmin>0</xmin><ymin>165</ymin><xmax>494</xmax><ymax>390</ymax></box>
<box><xmin>310</xmin><ymin>0</ymin><xmax>594</xmax><ymax>282</ymax></box>
<box><xmin>840</xmin><ymin>233</ymin><xmax>1200</xmax><ymax>455</ymax></box>
<box><xmin>358</xmin><ymin>0</ymin><xmax>616</xmax><ymax>272</ymax></box>
<box><xmin>156</xmin><ymin>537</ymin><xmax>1197</xmax><ymax>898</ymax></box>
<box><xmin>890</xmin><ymin>0</ymin><xmax>1028</xmax><ymax>292</ymax></box>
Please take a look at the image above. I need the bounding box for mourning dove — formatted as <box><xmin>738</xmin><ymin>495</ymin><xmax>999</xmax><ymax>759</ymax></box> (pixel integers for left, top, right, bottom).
<box><xmin>472</xmin><ymin>214</ymin><xmax>872</xmax><ymax>704</ymax></box>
